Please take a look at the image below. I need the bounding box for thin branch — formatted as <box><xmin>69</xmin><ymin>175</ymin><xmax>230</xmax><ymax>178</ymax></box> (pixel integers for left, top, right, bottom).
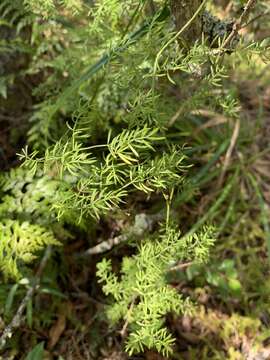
<box><xmin>84</xmin><ymin>233</ymin><xmax>129</xmax><ymax>256</ymax></box>
<box><xmin>154</xmin><ymin>0</ymin><xmax>207</xmax><ymax>75</ymax></box>
<box><xmin>168</xmin><ymin>106</ymin><xmax>185</xmax><ymax>127</ymax></box>
<box><xmin>0</xmin><ymin>246</ymin><xmax>52</xmax><ymax>350</ymax></box>
<box><xmin>217</xmin><ymin>119</ymin><xmax>240</xmax><ymax>189</ymax></box>
<box><xmin>222</xmin><ymin>0</ymin><xmax>257</xmax><ymax>49</ymax></box>
<box><xmin>168</xmin><ymin>261</ymin><xmax>193</xmax><ymax>272</ymax></box>
<box><xmin>170</xmin><ymin>0</ymin><xmax>203</xmax><ymax>46</ymax></box>
<box><xmin>242</xmin><ymin>9</ymin><xmax>270</xmax><ymax>29</ymax></box>
<box><xmin>120</xmin><ymin>297</ymin><xmax>136</xmax><ymax>338</ymax></box>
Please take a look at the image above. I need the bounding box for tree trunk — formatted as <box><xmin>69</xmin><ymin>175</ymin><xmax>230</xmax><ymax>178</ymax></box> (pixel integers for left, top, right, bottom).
<box><xmin>170</xmin><ymin>0</ymin><xmax>203</xmax><ymax>46</ymax></box>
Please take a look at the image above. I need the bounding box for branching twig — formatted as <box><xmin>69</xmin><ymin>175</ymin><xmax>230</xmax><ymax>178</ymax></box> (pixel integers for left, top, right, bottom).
<box><xmin>222</xmin><ymin>0</ymin><xmax>257</xmax><ymax>49</ymax></box>
<box><xmin>0</xmin><ymin>246</ymin><xmax>52</xmax><ymax>350</ymax></box>
<box><xmin>242</xmin><ymin>9</ymin><xmax>270</xmax><ymax>29</ymax></box>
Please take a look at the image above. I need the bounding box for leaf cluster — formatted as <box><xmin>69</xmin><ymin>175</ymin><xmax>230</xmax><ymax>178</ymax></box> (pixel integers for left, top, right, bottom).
<box><xmin>22</xmin><ymin>125</ymin><xmax>187</xmax><ymax>221</ymax></box>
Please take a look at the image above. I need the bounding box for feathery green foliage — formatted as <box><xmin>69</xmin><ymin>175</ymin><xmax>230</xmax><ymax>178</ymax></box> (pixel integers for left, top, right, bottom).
<box><xmin>97</xmin><ymin>225</ymin><xmax>215</xmax><ymax>355</ymax></box>
<box><xmin>21</xmin><ymin>125</ymin><xmax>187</xmax><ymax>221</ymax></box>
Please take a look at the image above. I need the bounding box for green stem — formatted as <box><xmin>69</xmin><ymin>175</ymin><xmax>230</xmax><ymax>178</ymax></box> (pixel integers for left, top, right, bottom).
<box><xmin>153</xmin><ymin>0</ymin><xmax>206</xmax><ymax>79</ymax></box>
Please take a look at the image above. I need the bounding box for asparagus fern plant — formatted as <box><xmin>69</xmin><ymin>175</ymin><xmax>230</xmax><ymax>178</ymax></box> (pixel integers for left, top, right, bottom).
<box><xmin>0</xmin><ymin>0</ymin><xmax>269</xmax><ymax>355</ymax></box>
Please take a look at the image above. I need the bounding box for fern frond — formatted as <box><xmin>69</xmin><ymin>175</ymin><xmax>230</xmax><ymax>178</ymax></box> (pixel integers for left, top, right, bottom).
<box><xmin>0</xmin><ymin>220</ymin><xmax>60</xmax><ymax>280</ymax></box>
<box><xmin>0</xmin><ymin>167</ymin><xmax>59</xmax><ymax>224</ymax></box>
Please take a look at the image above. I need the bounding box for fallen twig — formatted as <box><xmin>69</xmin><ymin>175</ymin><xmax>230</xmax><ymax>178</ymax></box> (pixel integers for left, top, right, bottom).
<box><xmin>83</xmin><ymin>212</ymin><xmax>164</xmax><ymax>256</ymax></box>
<box><xmin>0</xmin><ymin>246</ymin><xmax>52</xmax><ymax>350</ymax></box>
